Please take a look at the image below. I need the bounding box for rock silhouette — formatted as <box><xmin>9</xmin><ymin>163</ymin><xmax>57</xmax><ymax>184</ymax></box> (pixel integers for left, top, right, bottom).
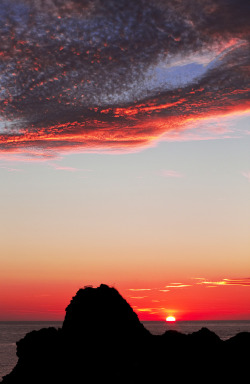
<box><xmin>2</xmin><ymin>284</ymin><xmax>250</xmax><ymax>383</ymax></box>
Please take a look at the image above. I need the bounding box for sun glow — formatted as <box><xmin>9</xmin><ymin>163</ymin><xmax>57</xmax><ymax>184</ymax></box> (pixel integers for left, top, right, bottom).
<box><xmin>166</xmin><ymin>316</ymin><xmax>176</xmax><ymax>322</ymax></box>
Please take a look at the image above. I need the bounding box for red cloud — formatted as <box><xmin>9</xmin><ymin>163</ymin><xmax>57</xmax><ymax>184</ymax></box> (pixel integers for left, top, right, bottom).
<box><xmin>0</xmin><ymin>0</ymin><xmax>249</xmax><ymax>157</ymax></box>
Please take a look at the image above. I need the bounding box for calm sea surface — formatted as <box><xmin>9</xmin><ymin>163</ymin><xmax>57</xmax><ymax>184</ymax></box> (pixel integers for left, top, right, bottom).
<box><xmin>1</xmin><ymin>320</ymin><xmax>250</xmax><ymax>380</ymax></box>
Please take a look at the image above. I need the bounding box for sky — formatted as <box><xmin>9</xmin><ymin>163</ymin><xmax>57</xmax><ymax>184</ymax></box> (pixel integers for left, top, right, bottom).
<box><xmin>0</xmin><ymin>0</ymin><xmax>249</xmax><ymax>321</ymax></box>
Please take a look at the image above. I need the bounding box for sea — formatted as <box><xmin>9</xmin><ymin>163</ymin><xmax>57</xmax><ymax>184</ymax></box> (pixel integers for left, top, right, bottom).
<box><xmin>1</xmin><ymin>320</ymin><xmax>250</xmax><ymax>381</ymax></box>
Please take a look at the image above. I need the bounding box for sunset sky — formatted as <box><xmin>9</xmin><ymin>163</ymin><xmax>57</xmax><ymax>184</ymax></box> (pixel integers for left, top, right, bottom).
<box><xmin>0</xmin><ymin>0</ymin><xmax>249</xmax><ymax>321</ymax></box>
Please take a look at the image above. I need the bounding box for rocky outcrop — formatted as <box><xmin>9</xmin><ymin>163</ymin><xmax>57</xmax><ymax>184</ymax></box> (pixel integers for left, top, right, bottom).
<box><xmin>62</xmin><ymin>284</ymin><xmax>150</xmax><ymax>340</ymax></box>
<box><xmin>2</xmin><ymin>284</ymin><xmax>250</xmax><ymax>383</ymax></box>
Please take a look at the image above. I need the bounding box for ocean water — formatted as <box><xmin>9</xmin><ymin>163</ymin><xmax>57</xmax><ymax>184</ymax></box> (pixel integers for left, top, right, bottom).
<box><xmin>1</xmin><ymin>320</ymin><xmax>250</xmax><ymax>381</ymax></box>
<box><xmin>0</xmin><ymin>322</ymin><xmax>62</xmax><ymax>381</ymax></box>
<box><xmin>143</xmin><ymin>320</ymin><xmax>250</xmax><ymax>340</ymax></box>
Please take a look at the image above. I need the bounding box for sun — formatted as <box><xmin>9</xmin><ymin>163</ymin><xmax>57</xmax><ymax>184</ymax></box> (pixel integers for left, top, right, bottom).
<box><xmin>166</xmin><ymin>316</ymin><xmax>176</xmax><ymax>322</ymax></box>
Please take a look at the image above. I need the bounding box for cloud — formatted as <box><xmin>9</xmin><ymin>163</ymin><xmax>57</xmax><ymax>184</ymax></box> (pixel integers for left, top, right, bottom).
<box><xmin>129</xmin><ymin>296</ymin><xmax>147</xmax><ymax>299</ymax></box>
<box><xmin>196</xmin><ymin>278</ymin><xmax>250</xmax><ymax>287</ymax></box>
<box><xmin>128</xmin><ymin>288</ymin><xmax>152</xmax><ymax>291</ymax></box>
<box><xmin>0</xmin><ymin>0</ymin><xmax>249</xmax><ymax>156</ymax></box>
<box><xmin>49</xmin><ymin>164</ymin><xmax>78</xmax><ymax>172</ymax></box>
<box><xmin>165</xmin><ymin>283</ymin><xmax>191</xmax><ymax>288</ymax></box>
<box><xmin>136</xmin><ymin>308</ymin><xmax>155</xmax><ymax>312</ymax></box>
<box><xmin>161</xmin><ymin>170</ymin><xmax>183</xmax><ymax>178</ymax></box>
<box><xmin>129</xmin><ymin>278</ymin><xmax>250</xmax><ymax>297</ymax></box>
<box><xmin>242</xmin><ymin>171</ymin><xmax>250</xmax><ymax>181</ymax></box>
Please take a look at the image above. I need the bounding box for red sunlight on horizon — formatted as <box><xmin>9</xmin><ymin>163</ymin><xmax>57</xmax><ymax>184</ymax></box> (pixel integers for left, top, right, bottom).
<box><xmin>0</xmin><ymin>279</ymin><xmax>249</xmax><ymax>322</ymax></box>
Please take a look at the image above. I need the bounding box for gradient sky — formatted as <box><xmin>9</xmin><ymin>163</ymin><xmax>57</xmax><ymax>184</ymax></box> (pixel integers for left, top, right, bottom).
<box><xmin>0</xmin><ymin>0</ymin><xmax>249</xmax><ymax>321</ymax></box>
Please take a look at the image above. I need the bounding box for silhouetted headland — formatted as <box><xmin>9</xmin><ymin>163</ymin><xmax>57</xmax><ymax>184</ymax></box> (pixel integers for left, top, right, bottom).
<box><xmin>2</xmin><ymin>284</ymin><xmax>250</xmax><ymax>383</ymax></box>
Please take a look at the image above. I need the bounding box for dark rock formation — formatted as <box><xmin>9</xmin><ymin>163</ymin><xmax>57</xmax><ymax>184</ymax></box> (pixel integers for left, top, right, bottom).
<box><xmin>2</xmin><ymin>284</ymin><xmax>250</xmax><ymax>384</ymax></box>
<box><xmin>62</xmin><ymin>284</ymin><xmax>150</xmax><ymax>340</ymax></box>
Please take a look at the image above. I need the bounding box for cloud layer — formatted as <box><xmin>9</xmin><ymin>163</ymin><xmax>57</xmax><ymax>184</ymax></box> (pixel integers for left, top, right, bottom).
<box><xmin>0</xmin><ymin>0</ymin><xmax>249</xmax><ymax>155</ymax></box>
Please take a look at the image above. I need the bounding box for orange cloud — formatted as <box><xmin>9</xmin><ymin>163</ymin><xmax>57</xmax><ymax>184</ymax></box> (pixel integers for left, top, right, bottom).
<box><xmin>128</xmin><ymin>288</ymin><xmax>152</xmax><ymax>291</ymax></box>
<box><xmin>196</xmin><ymin>278</ymin><xmax>250</xmax><ymax>287</ymax></box>
<box><xmin>129</xmin><ymin>296</ymin><xmax>147</xmax><ymax>299</ymax></box>
<box><xmin>165</xmin><ymin>283</ymin><xmax>191</xmax><ymax>288</ymax></box>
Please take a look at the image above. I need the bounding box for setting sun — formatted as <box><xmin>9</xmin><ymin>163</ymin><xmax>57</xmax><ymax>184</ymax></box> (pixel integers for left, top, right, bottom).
<box><xmin>166</xmin><ymin>316</ymin><xmax>176</xmax><ymax>322</ymax></box>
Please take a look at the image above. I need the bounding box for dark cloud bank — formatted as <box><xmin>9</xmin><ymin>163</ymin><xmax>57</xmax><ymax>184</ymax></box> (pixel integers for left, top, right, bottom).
<box><xmin>0</xmin><ymin>0</ymin><xmax>249</xmax><ymax>154</ymax></box>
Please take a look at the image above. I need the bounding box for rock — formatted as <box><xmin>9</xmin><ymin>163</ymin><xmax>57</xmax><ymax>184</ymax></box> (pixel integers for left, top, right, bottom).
<box><xmin>223</xmin><ymin>332</ymin><xmax>250</xmax><ymax>379</ymax></box>
<box><xmin>2</xmin><ymin>328</ymin><xmax>61</xmax><ymax>384</ymax></box>
<box><xmin>62</xmin><ymin>284</ymin><xmax>150</xmax><ymax>341</ymax></box>
<box><xmin>225</xmin><ymin>331</ymin><xmax>250</xmax><ymax>347</ymax></box>
<box><xmin>188</xmin><ymin>327</ymin><xmax>222</xmax><ymax>345</ymax></box>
